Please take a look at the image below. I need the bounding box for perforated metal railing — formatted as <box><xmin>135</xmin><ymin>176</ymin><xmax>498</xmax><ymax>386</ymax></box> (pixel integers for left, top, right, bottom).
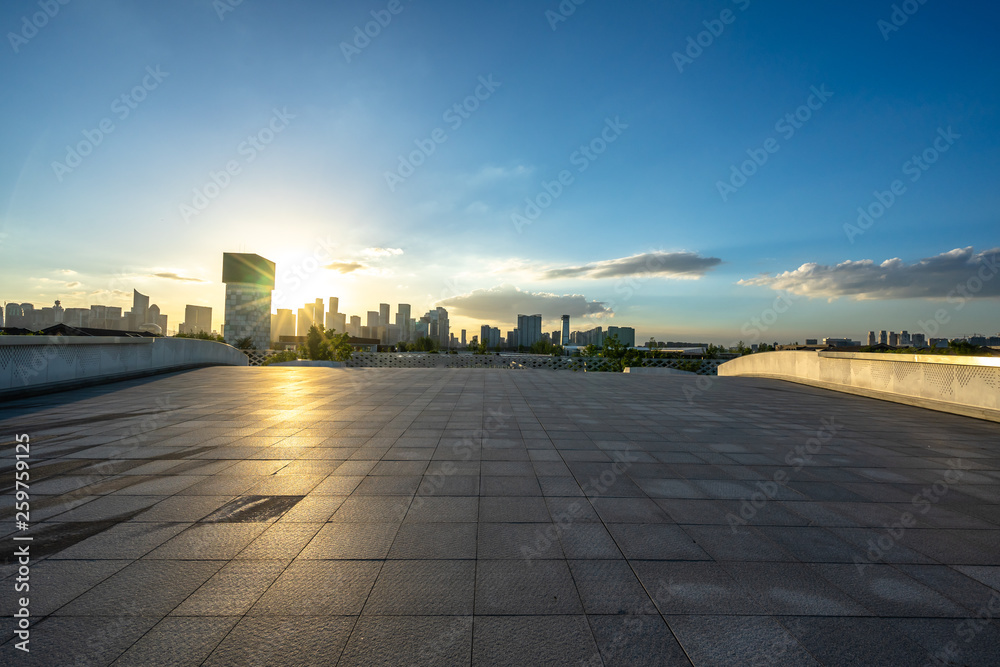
<box><xmin>242</xmin><ymin>350</ymin><xmax>725</xmax><ymax>373</ymax></box>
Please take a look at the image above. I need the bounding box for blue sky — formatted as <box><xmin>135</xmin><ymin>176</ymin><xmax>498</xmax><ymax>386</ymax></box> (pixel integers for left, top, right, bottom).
<box><xmin>2</xmin><ymin>0</ymin><xmax>998</xmax><ymax>344</ymax></box>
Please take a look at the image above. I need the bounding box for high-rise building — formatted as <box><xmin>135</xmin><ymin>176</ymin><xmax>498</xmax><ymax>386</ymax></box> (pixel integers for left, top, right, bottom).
<box><xmin>379</xmin><ymin>303</ymin><xmax>390</xmax><ymax>327</ymax></box>
<box><xmin>367</xmin><ymin>311</ymin><xmax>380</xmax><ymax>328</ymax></box>
<box><xmin>222</xmin><ymin>252</ymin><xmax>275</xmax><ymax>350</ymax></box>
<box><xmin>395</xmin><ymin>304</ymin><xmax>411</xmax><ymax>341</ymax></box>
<box><xmin>272</xmin><ymin>309</ymin><xmax>295</xmax><ymax>339</ymax></box>
<box><xmin>912</xmin><ymin>332</ymin><xmax>927</xmax><ymax>347</ymax></box>
<box><xmin>327</xmin><ymin>311</ymin><xmax>347</xmax><ymax>334</ymax></box>
<box><xmin>866</xmin><ymin>331</ymin><xmax>876</xmax><ymax>346</ymax></box>
<box><xmin>606</xmin><ymin>326</ymin><xmax>636</xmax><ymax>347</ymax></box>
<box><xmin>349</xmin><ymin>315</ymin><xmax>361</xmax><ymax>337</ymax></box>
<box><xmin>889</xmin><ymin>332</ymin><xmax>899</xmax><ymax>347</ymax></box>
<box><xmin>328</xmin><ymin>297</ymin><xmax>339</xmax><ymax>316</ymax></box>
<box><xmin>314</xmin><ymin>299</ymin><xmax>325</xmax><ymax>332</ymax></box>
<box><xmin>551</xmin><ymin>330</ymin><xmax>561</xmax><ymax>345</ymax></box>
<box><xmin>461</xmin><ymin>329</ymin><xmax>467</xmax><ymax>346</ymax></box>
<box><xmin>878</xmin><ymin>330</ymin><xmax>888</xmax><ymax>345</ymax></box>
<box><xmin>561</xmin><ymin>315</ymin><xmax>570</xmax><ymax>346</ymax></box>
<box><xmin>180</xmin><ymin>305</ymin><xmax>213</xmax><ymax>334</ymax></box>
<box><xmin>516</xmin><ymin>314</ymin><xmax>542</xmax><ymax>348</ymax></box>
<box><xmin>900</xmin><ymin>330</ymin><xmax>911</xmax><ymax>346</ymax></box>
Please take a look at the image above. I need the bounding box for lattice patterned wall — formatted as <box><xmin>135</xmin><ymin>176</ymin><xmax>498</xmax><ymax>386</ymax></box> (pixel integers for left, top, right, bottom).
<box><xmin>339</xmin><ymin>353</ymin><xmax>723</xmax><ymax>374</ymax></box>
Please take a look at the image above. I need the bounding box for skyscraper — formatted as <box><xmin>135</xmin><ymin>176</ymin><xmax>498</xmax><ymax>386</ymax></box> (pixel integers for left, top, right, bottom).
<box><xmin>181</xmin><ymin>305</ymin><xmax>213</xmax><ymax>334</ymax></box>
<box><xmin>379</xmin><ymin>303</ymin><xmax>390</xmax><ymax>327</ymax></box>
<box><xmin>561</xmin><ymin>315</ymin><xmax>570</xmax><ymax>347</ymax></box>
<box><xmin>395</xmin><ymin>304</ymin><xmax>411</xmax><ymax>341</ymax></box>
<box><xmin>222</xmin><ymin>252</ymin><xmax>275</xmax><ymax>350</ymax></box>
<box><xmin>516</xmin><ymin>314</ymin><xmax>542</xmax><ymax>348</ymax></box>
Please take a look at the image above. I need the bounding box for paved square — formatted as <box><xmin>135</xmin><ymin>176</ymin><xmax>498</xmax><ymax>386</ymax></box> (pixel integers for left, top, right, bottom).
<box><xmin>2</xmin><ymin>367</ymin><xmax>999</xmax><ymax>665</ymax></box>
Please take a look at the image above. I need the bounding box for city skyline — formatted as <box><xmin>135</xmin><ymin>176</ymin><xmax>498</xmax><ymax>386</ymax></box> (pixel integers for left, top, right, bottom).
<box><xmin>2</xmin><ymin>2</ymin><xmax>998</xmax><ymax>345</ymax></box>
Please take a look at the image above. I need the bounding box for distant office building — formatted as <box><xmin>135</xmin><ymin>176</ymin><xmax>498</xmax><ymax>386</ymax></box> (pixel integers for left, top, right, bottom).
<box><xmin>516</xmin><ymin>314</ymin><xmax>542</xmax><ymax>348</ymax></box>
<box><xmin>327</xmin><ymin>311</ymin><xmax>346</xmax><ymax>334</ymax></box>
<box><xmin>328</xmin><ymin>297</ymin><xmax>339</xmax><ymax>316</ymax></box>
<box><xmin>461</xmin><ymin>329</ymin><xmax>467</xmax><ymax>346</ymax></box>
<box><xmin>900</xmin><ymin>330</ymin><xmax>911</xmax><ymax>346</ymax></box>
<box><xmin>551</xmin><ymin>330</ymin><xmax>561</xmax><ymax>346</ymax></box>
<box><xmin>379</xmin><ymin>303</ymin><xmax>390</xmax><ymax>327</ymax></box>
<box><xmin>878</xmin><ymin>330</ymin><xmax>888</xmax><ymax>345</ymax></box>
<box><xmin>180</xmin><ymin>305</ymin><xmax>213</xmax><ymax>334</ymax></box>
<box><xmin>562</xmin><ymin>315</ymin><xmax>569</xmax><ymax>345</ymax></box>
<box><xmin>366</xmin><ymin>311</ymin><xmax>380</xmax><ymax>329</ymax></box>
<box><xmin>606</xmin><ymin>326</ymin><xmax>636</xmax><ymax>347</ymax></box>
<box><xmin>574</xmin><ymin>326</ymin><xmax>604</xmax><ymax>347</ymax></box>
<box><xmin>888</xmin><ymin>331</ymin><xmax>899</xmax><ymax>347</ymax></box>
<box><xmin>911</xmin><ymin>332</ymin><xmax>927</xmax><ymax>347</ymax></box>
<box><xmin>866</xmin><ymin>331</ymin><xmax>876</xmax><ymax>346</ymax></box>
<box><xmin>824</xmin><ymin>338</ymin><xmax>859</xmax><ymax>347</ymax></box>
<box><xmin>63</xmin><ymin>307</ymin><xmax>90</xmax><ymax>327</ymax></box>
<box><xmin>349</xmin><ymin>315</ymin><xmax>361</xmax><ymax>337</ymax></box>
<box><xmin>396</xmin><ymin>304</ymin><xmax>411</xmax><ymax>341</ymax></box>
<box><xmin>129</xmin><ymin>290</ymin><xmax>149</xmax><ymax>330</ymax></box>
<box><xmin>272</xmin><ymin>309</ymin><xmax>295</xmax><ymax>339</ymax></box>
<box><xmin>805</xmin><ymin>339</ymin><xmax>818</xmax><ymax>346</ymax></box>
<box><xmin>222</xmin><ymin>252</ymin><xmax>275</xmax><ymax>350</ymax></box>
<box><xmin>480</xmin><ymin>325</ymin><xmax>500</xmax><ymax>349</ymax></box>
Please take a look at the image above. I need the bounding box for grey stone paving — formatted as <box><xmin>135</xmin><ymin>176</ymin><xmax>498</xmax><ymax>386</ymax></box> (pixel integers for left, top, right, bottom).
<box><xmin>2</xmin><ymin>367</ymin><xmax>999</xmax><ymax>666</ymax></box>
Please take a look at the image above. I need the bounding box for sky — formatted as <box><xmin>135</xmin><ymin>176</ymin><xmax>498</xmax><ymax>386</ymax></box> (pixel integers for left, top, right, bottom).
<box><xmin>2</xmin><ymin>0</ymin><xmax>998</xmax><ymax>345</ymax></box>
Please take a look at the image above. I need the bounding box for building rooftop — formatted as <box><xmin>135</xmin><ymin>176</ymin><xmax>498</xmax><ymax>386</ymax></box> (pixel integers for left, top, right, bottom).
<box><xmin>2</xmin><ymin>368</ymin><xmax>998</xmax><ymax>665</ymax></box>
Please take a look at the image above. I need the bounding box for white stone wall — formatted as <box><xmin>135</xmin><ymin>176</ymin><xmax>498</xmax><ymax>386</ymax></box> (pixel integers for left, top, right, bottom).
<box><xmin>0</xmin><ymin>336</ymin><xmax>248</xmax><ymax>397</ymax></box>
<box><xmin>719</xmin><ymin>350</ymin><xmax>1000</xmax><ymax>422</ymax></box>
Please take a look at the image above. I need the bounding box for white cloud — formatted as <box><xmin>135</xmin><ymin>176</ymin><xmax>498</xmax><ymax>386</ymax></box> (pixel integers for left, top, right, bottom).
<box><xmin>438</xmin><ymin>283</ymin><xmax>612</xmax><ymax>321</ymax></box>
<box><xmin>363</xmin><ymin>247</ymin><xmax>404</xmax><ymax>258</ymax></box>
<box><xmin>739</xmin><ymin>247</ymin><xmax>1000</xmax><ymax>300</ymax></box>
<box><xmin>538</xmin><ymin>252</ymin><xmax>722</xmax><ymax>280</ymax></box>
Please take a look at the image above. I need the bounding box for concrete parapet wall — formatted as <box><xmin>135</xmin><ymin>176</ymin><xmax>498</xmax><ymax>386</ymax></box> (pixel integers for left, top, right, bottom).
<box><xmin>718</xmin><ymin>350</ymin><xmax>1000</xmax><ymax>422</ymax></box>
<box><xmin>0</xmin><ymin>336</ymin><xmax>248</xmax><ymax>400</ymax></box>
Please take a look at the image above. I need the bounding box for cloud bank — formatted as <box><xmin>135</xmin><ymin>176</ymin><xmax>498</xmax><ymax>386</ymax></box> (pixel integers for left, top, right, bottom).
<box><xmin>539</xmin><ymin>251</ymin><xmax>721</xmax><ymax>280</ymax></box>
<box><xmin>739</xmin><ymin>247</ymin><xmax>1000</xmax><ymax>300</ymax></box>
<box><xmin>438</xmin><ymin>284</ymin><xmax>612</xmax><ymax>321</ymax></box>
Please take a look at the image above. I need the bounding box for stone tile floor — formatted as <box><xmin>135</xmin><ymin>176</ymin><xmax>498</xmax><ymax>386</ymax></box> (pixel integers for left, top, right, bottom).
<box><xmin>1</xmin><ymin>367</ymin><xmax>999</xmax><ymax>666</ymax></box>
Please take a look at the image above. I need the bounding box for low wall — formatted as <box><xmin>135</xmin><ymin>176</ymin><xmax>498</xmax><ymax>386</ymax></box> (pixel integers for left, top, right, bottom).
<box><xmin>718</xmin><ymin>350</ymin><xmax>1000</xmax><ymax>422</ymax></box>
<box><xmin>0</xmin><ymin>336</ymin><xmax>248</xmax><ymax>400</ymax></box>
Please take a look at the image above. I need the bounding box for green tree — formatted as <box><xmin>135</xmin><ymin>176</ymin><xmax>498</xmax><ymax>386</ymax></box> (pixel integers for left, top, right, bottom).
<box><xmin>174</xmin><ymin>331</ymin><xmax>225</xmax><ymax>342</ymax></box>
<box><xmin>303</xmin><ymin>325</ymin><xmax>354</xmax><ymax>362</ymax></box>
<box><xmin>411</xmin><ymin>336</ymin><xmax>438</xmax><ymax>352</ymax></box>
<box><xmin>234</xmin><ymin>335</ymin><xmax>255</xmax><ymax>350</ymax></box>
<box><xmin>582</xmin><ymin>343</ymin><xmax>598</xmax><ymax>358</ymax></box>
